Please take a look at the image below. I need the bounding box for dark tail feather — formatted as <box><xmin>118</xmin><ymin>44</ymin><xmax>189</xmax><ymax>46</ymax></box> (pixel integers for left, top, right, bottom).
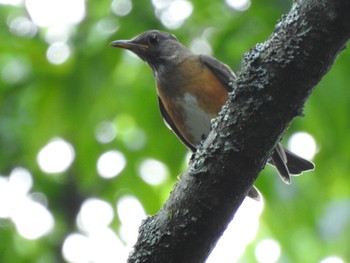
<box><xmin>271</xmin><ymin>144</ymin><xmax>291</xmax><ymax>184</ymax></box>
<box><xmin>250</xmin><ymin>144</ymin><xmax>314</xmax><ymax>201</ymax></box>
<box><xmin>269</xmin><ymin>143</ymin><xmax>315</xmax><ymax>184</ymax></box>
<box><xmin>247</xmin><ymin>186</ymin><xmax>261</xmax><ymax>201</ymax></box>
<box><xmin>283</xmin><ymin>147</ymin><xmax>315</xmax><ymax>174</ymax></box>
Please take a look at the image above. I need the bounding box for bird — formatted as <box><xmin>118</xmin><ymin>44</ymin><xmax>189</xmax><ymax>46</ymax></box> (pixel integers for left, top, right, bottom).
<box><xmin>110</xmin><ymin>30</ymin><xmax>314</xmax><ymax>200</ymax></box>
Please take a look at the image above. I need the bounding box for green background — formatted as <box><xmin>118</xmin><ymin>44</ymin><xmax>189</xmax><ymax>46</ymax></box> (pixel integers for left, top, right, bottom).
<box><xmin>0</xmin><ymin>0</ymin><xmax>349</xmax><ymax>262</ymax></box>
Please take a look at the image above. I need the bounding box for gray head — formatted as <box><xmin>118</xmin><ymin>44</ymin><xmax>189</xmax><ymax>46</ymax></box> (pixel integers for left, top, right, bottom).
<box><xmin>110</xmin><ymin>30</ymin><xmax>191</xmax><ymax>71</ymax></box>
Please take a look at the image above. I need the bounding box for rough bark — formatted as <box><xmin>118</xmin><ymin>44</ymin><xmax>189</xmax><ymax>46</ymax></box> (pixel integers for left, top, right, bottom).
<box><xmin>128</xmin><ymin>1</ymin><xmax>350</xmax><ymax>262</ymax></box>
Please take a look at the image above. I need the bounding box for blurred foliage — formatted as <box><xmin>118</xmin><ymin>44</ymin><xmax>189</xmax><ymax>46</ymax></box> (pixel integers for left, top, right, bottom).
<box><xmin>0</xmin><ymin>0</ymin><xmax>350</xmax><ymax>262</ymax></box>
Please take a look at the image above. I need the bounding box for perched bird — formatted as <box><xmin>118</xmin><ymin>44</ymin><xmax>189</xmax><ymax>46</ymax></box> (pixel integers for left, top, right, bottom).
<box><xmin>110</xmin><ymin>30</ymin><xmax>314</xmax><ymax>199</ymax></box>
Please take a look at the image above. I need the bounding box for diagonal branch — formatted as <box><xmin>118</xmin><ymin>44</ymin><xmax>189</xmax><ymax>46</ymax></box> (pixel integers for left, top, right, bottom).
<box><xmin>128</xmin><ymin>1</ymin><xmax>350</xmax><ymax>262</ymax></box>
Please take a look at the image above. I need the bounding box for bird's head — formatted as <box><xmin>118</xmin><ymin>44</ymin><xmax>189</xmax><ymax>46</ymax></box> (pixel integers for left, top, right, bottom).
<box><xmin>110</xmin><ymin>30</ymin><xmax>190</xmax><ymax>72</ymax></box>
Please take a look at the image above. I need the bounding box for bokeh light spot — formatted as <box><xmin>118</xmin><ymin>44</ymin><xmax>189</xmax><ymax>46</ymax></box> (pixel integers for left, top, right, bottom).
<box><xmin>0</xmin><ymin>168</ymin><xmax>34</xmax><ymax>219</ymax></box>
<box><xmin>123</xmin><ymin>128</ymin><xmax>147</xmax><ymax>151</ymax></box>
<box><xmin>44</xmin><ymin>24</ymin><xmax>73</xmax><ymax>44</ymax></box>
<box><xmin>62</xmin><ymin>233</ymin><xmax>91</xmax><ymax>263</ymax></box>
<box><xmin>207</xmin><ymin>197</ymin><xmax>264</xmax><ymax>262</ymax></box>
<box><xmin>111</xmin><ymin>0</ymin><xmax>133</xmax><ymax>16</ymax></box>
<box><xmin>63</xmin><ymin>230</ymin><xmax>127</xmax><ymax>263</ymax></box>
<box><xmin>97</xmin><ymin>150</ymin><xmax>126</xmax><ymax>179</ymax></box>
<box><xmin>77</xmin><ymin>198</ymin><xmax>114</xmax><ymax>233</ymax></box>
<box><xmin>95</xmin><ymin>121</ymin><xmax>117</xmax><ymax>144</ymax></box>
<box><xmin>288</xmin><ymin>131</ymin><xmax>317</xmax><ymax>160</ymax></box>
<box><xmin>117</xmin><ymin>195</ymin><xmax>146</xmax><ymax>246</ymax></box>
<box><xmin>151</xmin><ymin>0</ymin><xmax>171</xmax><ymax>9</ymax></box>
<box><xmin>8</xmin><ymin>16</ymin><xmax>38</xmax><ymax>38</ymax></box>
<box><xmin>167</xmin><ymin>0</ymin><xmax>193</xmax><ymax>21</ymax></box>
<box><xmin>89</xmin><ymin>228</ymin><xmax>127</xmax><ymax>263</ymax></box>
<box><xmin>25</xmin><ymin>0</ymin><xmax>86</xmax><ymax>27</ymax></box>
<box><xmin>46</xmin><ymin>42</ymin><xmax>71</xmax><ymax>65</ymax></box>
<box><xmin>0</xmin><ymin>0</ymin><xmax>23</xmax><ymax>5</ymax></box>
<box><xmin>13</xmin><ymin>200</ymin><xmax>54</xmax><ymax>240</ymax></box>
<box><xmin>9</xmin><ymin>167</ymin><xmax>33</xmax><ymax>194</ymax></box>
<box><xmin>319</xmin><ymin>256</ymin><xmax>345</xmax><ymax>263</ymax></box>
<box><xmin>95</xmin><ymin>18</ymin><xmax>119</xmax><ymax>37</ymax></box>
<box><xmin>190</xmin><ymin>38</ymin><xmax>212</xmax><ymax>55</ymax></box>
<box><xmin>254</xmin><ymin>238</ymin><xmax>281</xmax><ymax>263</ymax></box>
<box><xmin>153</xmin><ymin>0</ymin><xmax>193</xmax><ymax>29</ymax></box>
<box><xmin>37</xmin><ymin>137</ymin><xmax>75</xmax><ymax>174</ymax></box>
<box><xmin>138</xmin><ymin>158</ymin><xmax>169</xmax><ymax>185</ymax></box>
<box><xmin>226</xmin><ymin>0</ymin><xmax>251</xmax><ymax>11</ymax></box>
<box><xmin>115</xmin><ymin>114</ymin><xmax>147</xmax><ymax>150</ymax></box>
<box><xmin>1</xmin><ymin>57</ymin><xmax>30</xmax><ymax>85</ymax></box>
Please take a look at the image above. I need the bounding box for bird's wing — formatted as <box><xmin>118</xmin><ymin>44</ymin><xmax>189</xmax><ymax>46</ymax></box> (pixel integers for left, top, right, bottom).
<box><xmin>158</xmin><ymin>96</ymin><xmax>196</xmax><ymax>152</ymax></box>
<box><xmin>199</xmin><ymin>54</ymin><xmax>236</xmax><ymax>92</ymax></box>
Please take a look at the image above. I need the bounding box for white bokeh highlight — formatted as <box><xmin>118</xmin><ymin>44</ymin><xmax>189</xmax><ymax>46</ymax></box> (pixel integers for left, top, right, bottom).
<box><xmin>95</xmin><ymin>121</ymin><xmax>117</xmax><ymax>144</ymax></box>
<box><xmin>9</xmin><ymin>167</ymin><xmax>33</xmax><ymax>194</ymax></box>
<box><xmin>25</xmin><ymin>0</ymin><xmax>85</xmax><ymax>65</ymax></box>
<box><xmin>226</xmin><ymin>0</ymin><xmax>251</xmax><ymax>11</ymax></box>
<box><xmin>8</xmin><ymin>16</ymin><xmax>38</xmax><ymax>38</ymax></box>
<box><xmin>138</xmin><ymin>158</ymin><xmax>169</xmax><ymax>185</ymax></box>
<box><xmin>12</xmin><ymin>199</ymin><xmax>54</xmax><ymax>240</ymax></box>
<box><xmin>319</xmin><ymin>256</ymin><xmax>345</xmax><ymax>263</ymax></box>
<box><xmin>46</xmin><ymin>42</ymin><xmax>71</xmax><ymax>65</ymax></box>
<box><xmin>255</xmin><ymin>238</ymin><xmax>281</xmax><ymax>263</ymax></box>
<box><xmin>77</xmin><ymin>198</ymin><xmax>114</xmax><ymax>233</ymax></box>
<box><xmin>288</xmin><ymin>131</ymin><xmax>317</xmax><ymax>160</ymax></box>
<box><xmin>190</xmin><ymin>37</ymin><xmax>212</xmax><ymax>55</ymax></box>
<box><xmin>111</xmin><ymin>0</ymin><xmax>133</xmax><ymax>16</ymax></box>
<box><xmin>152</xmin><ymin>0</ymin><xmax>193</xmax><ymax>29</ymax></box>
<box><xmin>97</xmin><ymin>150</ymin><xmax>126</xmax><ymax>179</ymax></box>
<box><xmin>44</xmin><ymin>24</ymin><xmax>73</xmax><ymax>44</ymax></box>
<box><xmin>117</xmin><ymin>195</ymin><xmax>146</xmax><ymax>247</ymax></box>
<box><xmin>62</xmin><ymin>230</ymin><xmax>128</xmax><ymax>263</ymax></box>
<box><xmin>64</xmin><ymin>197</ymin><xmax>128</xmax><ymax>263</ymax></box>
<box><xmin>25</xmin><ymin>0</ymin><xmax>85</xmax><ymax>27</ymax></box>
<box><xmin>0</xmin><ymin>168</ymin><xmax>54</xmax><ymax>239</ymax></box>
<box><xmin>37</xmin><ymin>137</ymin><xmax>75</xmax><ymax>174</ymax></box>
<box><xmin>62</xmin><ymin>233</ymin><xmax>91</xmax><ymax>263</ymax></box>
<box><xmin>1</xmin><ymin>57</ymin><xmax>30</xmax><ymax>85</ymax></box>
<box><xmin>0</xmin><ymin>0</ymin><xmax>23</xmax><ymax>5</ymax></box>
<box><xmin>207</xmin><ymin>197</ymin><xmax>264</xmax><ymax>263</ymax></box>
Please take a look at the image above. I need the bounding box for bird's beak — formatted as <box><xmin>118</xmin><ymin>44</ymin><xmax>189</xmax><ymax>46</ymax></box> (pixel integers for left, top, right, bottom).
<box><xmin>110</xmin><ymin>40</ymin><xmax>148</xmax><ymax>50</ymax></box>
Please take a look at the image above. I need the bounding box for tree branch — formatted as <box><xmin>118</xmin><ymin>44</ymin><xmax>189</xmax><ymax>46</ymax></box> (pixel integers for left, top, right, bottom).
<box><xmin>128</xmin><ymin>1</ymin><xmax>350</xmax><ymax>262</ymax></box>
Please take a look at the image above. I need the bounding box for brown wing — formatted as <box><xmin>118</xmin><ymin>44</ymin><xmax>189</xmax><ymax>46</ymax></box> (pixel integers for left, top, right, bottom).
<box><xmin>199</xmin><ymin>54</ymin><xmax>236</xmax><ymax>92</ymax></box>
<box><xmin>158</xmin><ymin>96</ymin><xmax>196</xmax><ymax>152</ymax></box>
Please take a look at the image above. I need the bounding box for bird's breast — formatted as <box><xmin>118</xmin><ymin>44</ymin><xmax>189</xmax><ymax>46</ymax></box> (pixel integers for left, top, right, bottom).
<box><xmin>156</xmin><ymin>58</ymin><xmax>229</xmax><ymax>147</ymax></box>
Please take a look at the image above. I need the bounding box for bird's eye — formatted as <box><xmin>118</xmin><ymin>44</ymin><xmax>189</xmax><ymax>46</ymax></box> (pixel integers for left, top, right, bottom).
<box><xmin>148</xmin><ymin>34</ymin><xmax>159</xmax><ymax>45</ymax></box>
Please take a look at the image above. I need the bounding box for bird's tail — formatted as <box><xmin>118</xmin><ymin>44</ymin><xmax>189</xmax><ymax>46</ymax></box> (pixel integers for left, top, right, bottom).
<box><xmin>247</xmin><ymin>186</ymin><xmax>261</xmax><ymax>201</ymax></box>
<box><xmin>270</xmin><ymin>143</ymin><xmax>315</xmax><ymax>184</ymax></box>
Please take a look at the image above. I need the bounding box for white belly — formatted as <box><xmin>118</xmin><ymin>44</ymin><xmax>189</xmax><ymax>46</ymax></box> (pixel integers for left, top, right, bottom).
<box><xmin>182</xmin><ymin>93</ymin><xmax>213</xmax><ymax>145</ymax></box>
